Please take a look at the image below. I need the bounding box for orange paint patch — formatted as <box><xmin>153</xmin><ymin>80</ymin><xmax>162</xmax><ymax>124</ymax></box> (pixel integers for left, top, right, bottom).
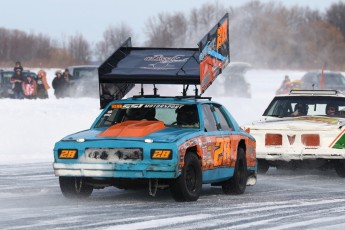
<box><xmin>98</xmin><ymin>120</ymin><xmax>166</xmax><ymax>137</ymax></box>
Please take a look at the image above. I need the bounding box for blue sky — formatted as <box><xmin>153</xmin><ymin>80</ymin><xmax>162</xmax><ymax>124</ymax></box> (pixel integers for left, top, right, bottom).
<box><xmin>0</xmin><ymin>0</ymin><xmax>342</xmax><ymax>45</ymax></box>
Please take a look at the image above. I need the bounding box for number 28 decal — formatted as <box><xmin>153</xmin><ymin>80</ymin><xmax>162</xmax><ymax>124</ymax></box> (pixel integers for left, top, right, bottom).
<box><xmin>58</xmin><ymin>149</ymin><xmax>78</xmax><ymax>159</ymax></box>
<box><xmin>151</xmin><ymin>149</ymin><xmax>172</xmax><ymax>160</ymax></box>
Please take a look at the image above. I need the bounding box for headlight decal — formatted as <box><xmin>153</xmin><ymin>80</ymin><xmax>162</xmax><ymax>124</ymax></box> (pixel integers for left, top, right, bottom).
<box><xmin>301</xmin><ymin>134</ymin><xmax>320</xmax><ymax>147</ymax></box>
<box><xmin>85</xmin><ymin>148</ymin><xmax>143</xmax><ymax>162</ymax></box>
<box><xmin>265</xmin><ymin>134</ymin><xmax>282</xmax><ymax>146</ymax></box>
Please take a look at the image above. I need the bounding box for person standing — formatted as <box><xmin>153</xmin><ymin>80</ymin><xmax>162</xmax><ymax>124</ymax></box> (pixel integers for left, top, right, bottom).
<box><xmin>13</xmin><ymin>61</ymin><xmax>23</xmax><ymax>72</ymax></box>
<box><xmin>62</xmin><ymin>68</ymin><xmax>73</xmax><ymax>97</ymax></box>
<box><xmin>36</xmin><ymin>70</ymin><xmax>50</xmax><ymax>99</ymax></box>
<box><xmin>22</xmin><ymin>74</ymin><xmax>37</xmax><ymax>99</ymax></box>
<box><xmin>52</xmin><ymin>70</ymin><xmax>67</xmax><ymax>99</ymax></box>
<box><xmin>276</xmin><ymin>75</ymin><xmax>291</xmax><ymax>95</ymax></box>
<box><xmin>10</xmin><ymin>68</ymin><xmax>24</xmax><ymax>99</ymax></box>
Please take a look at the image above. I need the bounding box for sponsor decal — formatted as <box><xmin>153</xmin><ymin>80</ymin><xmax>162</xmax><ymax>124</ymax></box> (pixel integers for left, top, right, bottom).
<box><xmin>111</xmin><ymin>104</ymin><xmax>123</xmax><ymax>109</ymax></box>
<box><xmin>140</xmin><ymin>55</ymin><xmax>189</xmax><ymax>70</ymax></box>
<box><xmin>333</xmin><ymin>134</ymin><xmax>345</xmax><ymax>149</ymax></box>
<box><xmin>329</xmin><ymin>129</ymin><xmax>345</xmax><ymax>149</ymax></box>
<box><xmin>122</xmin><ymin>104</ymin><xmax>184</xmax><ymax>109</ymax></box>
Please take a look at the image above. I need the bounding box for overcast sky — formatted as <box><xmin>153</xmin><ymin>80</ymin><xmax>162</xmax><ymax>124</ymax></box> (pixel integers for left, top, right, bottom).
<box><xmin>1</xmin><ymin>0</ymin><xmax>343</xmax><ymax>46</ymax></box>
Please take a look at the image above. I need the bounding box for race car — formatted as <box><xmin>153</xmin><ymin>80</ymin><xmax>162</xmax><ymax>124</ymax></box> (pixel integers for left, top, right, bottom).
<box><xmin>243</xmin><ymin>89</ymin><xmax>345</xmax><ymax>177</ymax></box>
<box><xmin>53</xmin><ymin>14</ymin><xmax>257</xmax><ymax>202</ymax></box>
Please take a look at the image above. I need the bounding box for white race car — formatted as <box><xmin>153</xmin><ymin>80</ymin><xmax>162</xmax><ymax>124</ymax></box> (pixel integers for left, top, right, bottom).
<box><xmin>243</xmin><ymin>90</ymin><xmax>345</xmax><ymax>177</ymax></box>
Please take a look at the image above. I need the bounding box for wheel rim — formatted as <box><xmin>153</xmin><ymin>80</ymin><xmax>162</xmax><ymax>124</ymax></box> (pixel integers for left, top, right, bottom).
<box><xmin>186</xmin><ymin>164</ymin><xmax>197</xmax><ymax>192</ymax></box>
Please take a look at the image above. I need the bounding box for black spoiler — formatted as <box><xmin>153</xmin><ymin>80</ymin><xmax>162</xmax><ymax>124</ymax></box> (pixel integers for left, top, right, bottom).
<box><xmin>98</xmin><ymin>13</ymin><xmax>229</xmax><ymax>109</ymax></box>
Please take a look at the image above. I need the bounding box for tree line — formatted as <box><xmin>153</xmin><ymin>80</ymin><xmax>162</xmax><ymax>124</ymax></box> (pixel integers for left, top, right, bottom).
<box><xmin>0</xmin><ymin>1</ymin><xmax>345</xmax><ymax>70</ymax></box>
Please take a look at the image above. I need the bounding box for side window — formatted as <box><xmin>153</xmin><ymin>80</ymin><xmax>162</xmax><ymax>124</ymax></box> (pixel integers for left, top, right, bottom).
<box><xmin>202</xmin><ymin>104</ymin><xmax>218</xmax><ymax>132</ymax></box>
<box><xmin>214</xmin><ymin>106</ymin><xmax>233</xmax><ymax>131</ymax></box>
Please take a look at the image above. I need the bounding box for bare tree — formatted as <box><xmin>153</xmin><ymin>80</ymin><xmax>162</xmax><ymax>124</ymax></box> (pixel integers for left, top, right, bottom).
<box><xmin>67</xmin><ymin>33</ymin><xmax>92</xmax><ymax>64</ymax></box>
<box><xmin>326</xmin><ymin>2</ymin><xmax>345</xmax><ymax>40</ymax></box>
<box><xmin>95</xmin><ymin>23</ymin><xmax>133</xmax><ymax>62</ymax></box>
<box><xmin>144</xmin><ymin>12</ymin><xmax>187</xmax><ymax>47</ymax></box>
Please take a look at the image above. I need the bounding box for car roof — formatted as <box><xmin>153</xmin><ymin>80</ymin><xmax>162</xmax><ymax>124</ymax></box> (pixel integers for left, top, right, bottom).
<box><xmin>108</xmin><ymin>96</ymin><xmax>217</xmax><ymax>105</ymax></box>
<box><xmin>302</xmin><ymin>70</ymin><xmax>343</xmax><ymax>75</ymax></box>
<box><xmin>67</xmin><ymin>65</ymin><xmax>98</xmax><ymax>69</ymax></box>
<box><xmin>276</xmin><ymin>90</ymin><xmax>345</xmax><ymax>98</ymax></box>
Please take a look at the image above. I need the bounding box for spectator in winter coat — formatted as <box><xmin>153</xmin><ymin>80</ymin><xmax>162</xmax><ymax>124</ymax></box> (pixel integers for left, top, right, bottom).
<box><xmin>62</xmin><ymin>68</ymin><xmax>73</xmax><ymax>97</ymax></box>
<box><xmin>10</xmin><ymin>68</ymin><xmax>24</xmax><ymax>99</ymax></box>
<box><xmin>13</xmin><ymin>61</ymin><xmax>23</xmax><ymax>73</ymax></box>
<box><xmin>276</xmin><ymin>75</ymin><xmax>291</xmax><ymax>95</ymax></box>
<box><xmin>36</xmin><ymin>70</ymin><xmax>50</xmax><ymax>99</ymax></box>
<box><xmin>52</xmin><ymin>70</ymin><xmax>67</xmax><ymax>99</ymax></box>
<box><xmin>22</xmin><ymin>75</ymin><xmax>37</xmax><ymax>99</ymax></box>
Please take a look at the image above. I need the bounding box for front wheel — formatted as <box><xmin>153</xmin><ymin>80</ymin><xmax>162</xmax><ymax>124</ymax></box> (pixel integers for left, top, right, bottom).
<box><xmin>335</xmin><ymin>160</ymin><xmax>345</xmax><ymax>178</ymax></box>
<box><xmin>222</xmin><ymin>147</ymin><xmax>247</xmax><ymax>194</ymax></box>
<box><xmin>170</xmin><ymin>153</ymin><xmax>202</xmax><ymax>202</ymax></box>
<box><xmin>59</xmin><ymin>177</ymin><xmax>93</xmax><ymax>198</ymax></box>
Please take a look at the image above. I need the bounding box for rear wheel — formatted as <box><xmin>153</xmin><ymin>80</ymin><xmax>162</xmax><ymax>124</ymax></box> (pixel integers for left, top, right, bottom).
<box><xmin>335</xmin><ymin>160</ymin><xmax>345</xmax><ymax>178</ymax></box>
<box><xmin>170</xmin><ymin>153</ymin><xmax>202</xmax><ymax>202</ymax></box>
<box><xmin>59</xmin><ymin>177</ymin><xmax>93</xmax><ymax>198</ymax></box>
<box><xmin>222</xmin><ymin>147</ymin><xmax>247</xmax><ymax>194</ymax></box>
<box><xmin>257</xmin><ymin>159</ymin><xmax>269</xmax><ymax>174</ymax></box>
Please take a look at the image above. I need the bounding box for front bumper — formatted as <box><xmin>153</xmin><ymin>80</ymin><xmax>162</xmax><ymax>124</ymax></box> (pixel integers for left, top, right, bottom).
<box><xmin>53</xmin><ymin>163</ymin><xmax>178</xmax><ymax>178</ymax></box>
<box><xmin>257</xmin><ymin>147</ymin><xmax>345</xmax><ymax>161</ymax></box>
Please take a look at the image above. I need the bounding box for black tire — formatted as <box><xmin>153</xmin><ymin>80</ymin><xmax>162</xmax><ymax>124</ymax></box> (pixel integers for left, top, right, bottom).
<box><xmin>257</xmin><ymin>159</ymin><xmax>269</xmax><ymax>174</ymax></box>
<box><xmin>170</xmin><ymin>153</ymin><xmax>202</xmax><ymax>202</ymax></box>
<box><xmin>335</xmin><ymin>160</ymin><xmax>345</xmax><ymax>178</ymax></box>
<box><xmin>59</xmin><ymin>177</ymin><xmax>93</xmax><ymax>198</ymax></box>
<box><xmin>222</xmin><ymin>148</ymin><xmax>247</xmax><ymax>195</ymax></box>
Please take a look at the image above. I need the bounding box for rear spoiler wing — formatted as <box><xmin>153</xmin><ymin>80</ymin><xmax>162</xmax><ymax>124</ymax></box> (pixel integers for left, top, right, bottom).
<box><xmin>98</xmin><ymin>13</ymin><xmax>229</xmax><ymax>109</ymax></box>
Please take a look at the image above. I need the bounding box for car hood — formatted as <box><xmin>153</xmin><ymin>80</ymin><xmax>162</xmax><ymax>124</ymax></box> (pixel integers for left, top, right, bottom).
<box><xmin>61</xmin><ymin>123</ymin><xmax>199</xmax><ymax>143</ymax></box>
<box><xmin>246</xmin><ymin>116</ymin><xmax>345</xmax><ymax>131</ymax></box>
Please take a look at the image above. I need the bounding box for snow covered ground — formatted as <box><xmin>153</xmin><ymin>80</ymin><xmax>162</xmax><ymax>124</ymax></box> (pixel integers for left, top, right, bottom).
<box><xmin>2</xmin><ymin>69</ymin><xmax>345</xmax><ymax>230</ymax></box>
<box><xmin>0</xmin><ymin>68</ymin><xmax>304</xmax><ymax>164</ymax></box>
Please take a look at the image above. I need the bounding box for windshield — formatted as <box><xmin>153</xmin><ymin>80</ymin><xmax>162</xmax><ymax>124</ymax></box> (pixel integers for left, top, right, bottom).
<box><xmin>94</xmin><ymin>103</ymin><xmax>200</xmax><ymax>128</ymax></box>
<box><xmin>72</xmin><ymin>67</ymin><xmax>98</xmax><ymax>80</ymax></box>
<box><xmin>263</xmin><ymin>96</ymin><xmax>345</xmax><ymax>118</ymax></box>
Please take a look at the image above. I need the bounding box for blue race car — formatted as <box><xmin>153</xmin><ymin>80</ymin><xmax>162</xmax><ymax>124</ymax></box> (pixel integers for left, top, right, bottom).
<box><xmin>53</xmin><ymin>14</ymin><xmax>257</xmax><ymax>201</ymax></box>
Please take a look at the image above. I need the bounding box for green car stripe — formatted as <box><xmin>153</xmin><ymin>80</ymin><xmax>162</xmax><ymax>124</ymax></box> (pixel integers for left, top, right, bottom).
<box><xmin>333</xmin><ymin>133</ymin><xmax>345</xmax><ymax>149</ymax></box>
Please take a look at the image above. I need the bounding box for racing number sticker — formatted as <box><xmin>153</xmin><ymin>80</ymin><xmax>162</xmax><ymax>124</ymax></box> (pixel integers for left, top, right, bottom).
<box><xmin>214</xmin><ymin>137</ymin><xmax>231</xmax><ymax>166</ymax></box>
<box><xmin>58</xmin><ymin>149</ymin><xmax>78</xmax><ymax>159</ymax></box>
<box><xmin>151</xmin><ymin>150</ymin><xmax>172</xmax><ymax>160</ymax></box>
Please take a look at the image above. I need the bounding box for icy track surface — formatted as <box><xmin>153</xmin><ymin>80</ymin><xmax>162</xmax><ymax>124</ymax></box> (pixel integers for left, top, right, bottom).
<box><xmin>1</xmin><ymin>163</ymin><xmax>345</xmax><ymax>230</ymax></box>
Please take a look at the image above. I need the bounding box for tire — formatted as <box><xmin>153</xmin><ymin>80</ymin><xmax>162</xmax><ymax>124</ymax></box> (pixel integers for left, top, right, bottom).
<box><xmin>59</xmin><ymin>176</ymin><xmax>93</xmax><ymax>198</ymax></box>
<box><xmin>335</xmin><ymin>160</ymin><xmax>345</xmax><ymax>178</ymax></box>
<box><xmin>257</xmin><ymin>159</ymin><xmax>269</xmax><ymax>174</ymax></box>
<box><xmin>222</xmin><ymin>147</ymin><xmax>247</xmax><ymax>194</ymax></box>
<box><xmin>170</xmin><ymin>153</ymin><xmax>202</xmax><ymax>202</ymax></box>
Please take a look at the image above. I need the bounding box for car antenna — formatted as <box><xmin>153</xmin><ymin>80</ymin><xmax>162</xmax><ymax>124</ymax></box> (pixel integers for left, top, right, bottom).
<box><xmin>140</xmin><ymin>83</ymin><xmax>144</xmax><ymax>96</ymax></box>
<box><xmin>153</xmin><ymin>84</ymin><xmax>158</xmax><ymax>96</ymax></box>
<box><xmin>182</xmin><ymin>84</ymin><xmax>189</xmax><ymax>96</ymax></box>
<box><xmin>194</xmin><ymin>85</ymin><xmax>198</xmax><ymax>97</ymax></box>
